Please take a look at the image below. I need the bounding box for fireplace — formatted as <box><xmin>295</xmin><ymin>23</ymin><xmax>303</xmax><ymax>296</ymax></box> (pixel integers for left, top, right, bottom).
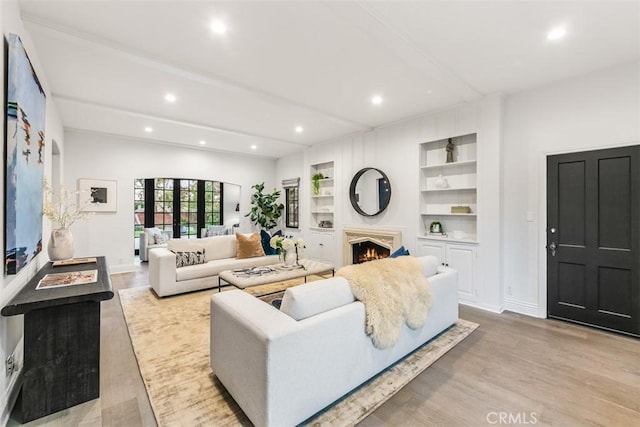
<box><xmin>352</xmin><ymin>241</ymin><xmax>390</xmax><ymax>264</ymax></box>
<box><xmin>343</xmin><ymin>228</ymin><xmax>402</xmax><ymax>265</ymax></box>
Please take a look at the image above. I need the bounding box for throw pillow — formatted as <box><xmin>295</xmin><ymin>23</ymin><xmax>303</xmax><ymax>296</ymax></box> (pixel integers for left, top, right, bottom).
<box><xmin>260</xmin><ymin>229</ymin><xmax>282</xmax><ymax>255</ymax></box>
<box><xmin>389</xmin><ymin>245</ymin><xmax>410</xmax><ymax>258</ymax></box>
<box><xmin>154</xmin><ymin>233</ymin><xmax>169</xmax><ymax>245</ymax></box>
<box><xmin>236</xmin><ymin>232</ymin><xmax>266</xmax><ymax>259</ymax></box>
<box><xmin>173</xmin><ymin>250</ymin><xmax>206</xmax><ymax>268</ymax></box>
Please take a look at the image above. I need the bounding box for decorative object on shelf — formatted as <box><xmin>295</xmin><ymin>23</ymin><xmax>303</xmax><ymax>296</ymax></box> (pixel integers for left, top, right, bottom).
<box><xmin>246</xmin><ymin>182</ymin><xmax>284</xmax><ymax>231</ymax></box>
<box><xmin>434</xmin><ymin>174</ymin><xmax>449</xmax><ymax>189</ymax></box>
<box><xmin>5</xmin><ymin>34</ymin><xmax>47</xmax><ymax>275</ymax></box>
<box><xmin>446</xmin><ymin>138</ymin><xmax>455</xmax><ymax>163</ymax></box>
<box><xmin>78</xmin><ymin>178</ymin><xmax>118</xmax><ymax>212</ymax></box>
<box><xmin>452</xmin><ymin>230</ymin><xmax>466</xmax><ymax>239</ymax></box>
<box><xmin>43</xmin><ymin>179</ymin><xmax>94</xmax><ymax>261</ymax></box>
<box><xmin>451</xmin><ymin>206</ymin><xmax>471</xmax><ymax>214</ymax></box>
<box><xmin>429</xmin><ymin>221</ymin><xmax>444</xmax><ymax>234</ymax></box>
<box><xmin>349</xmin><ymin>167</ymin><xmax>392</xmax><ymax>217</ymax></box>
<box><xmin>270</xmin><ymin>235</ymin><xmax>305</xmax><ymax>267</ymax></box>
<box><xmin>318</xmin><ymin>220</ymin><xmax>333</xmax><ymax>228</ymax></box>
<box><xmin>312</xmin><ymin>172</ymin><xmax>324</xmax><ymax>195</ymax></box>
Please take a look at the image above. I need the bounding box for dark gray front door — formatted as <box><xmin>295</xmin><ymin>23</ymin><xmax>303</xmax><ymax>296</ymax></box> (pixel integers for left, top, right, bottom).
<box><xmin>547</xmin><ymin>145</ymin><xmax>639</xmax><ymax>336</ymax></box>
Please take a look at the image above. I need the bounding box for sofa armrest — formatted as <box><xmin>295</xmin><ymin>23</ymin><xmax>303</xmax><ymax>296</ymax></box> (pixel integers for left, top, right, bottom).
<box><xmin>148</xmin><ymin>248</ymin><xmax>177</xmax><ymax>297</ymax></box>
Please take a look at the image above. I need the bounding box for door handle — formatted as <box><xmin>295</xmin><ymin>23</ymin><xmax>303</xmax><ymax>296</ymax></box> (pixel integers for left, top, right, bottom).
<box><xmin>548</xmin><ymin>241</ymin><xmax>557</xmax><ymax>257</ymax></box>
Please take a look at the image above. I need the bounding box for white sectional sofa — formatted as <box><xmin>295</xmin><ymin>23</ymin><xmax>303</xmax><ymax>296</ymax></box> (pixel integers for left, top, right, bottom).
<box><xmin>210</xmin><ymin>255</ymin><xmax>458</xmax><ymax>427</ymax></box>
<box><xmin>148</xmin><ymin>234</ymin><xmax>278</xmax><ymax>297</ymax></box>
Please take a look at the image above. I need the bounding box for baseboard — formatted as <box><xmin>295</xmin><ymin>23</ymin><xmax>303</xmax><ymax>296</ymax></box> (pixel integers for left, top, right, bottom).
<box><xmin>504</xmin><ymin>297</ymin><xmax>543</xmax><ymax>318</ymax></box>
<box><xmin>459</xmin><ymin>300</ymin><xmax>504</xmax><ymax>314</ymax></box>
<box><xmin>0</xmin><ymin>337</ymin><xmax>23</xmax><ymax>427</ymax></box>
<box><xmin>110</xmin><ymin>263</ymin><xmax>137</xmax><ymax>274</ymax></box>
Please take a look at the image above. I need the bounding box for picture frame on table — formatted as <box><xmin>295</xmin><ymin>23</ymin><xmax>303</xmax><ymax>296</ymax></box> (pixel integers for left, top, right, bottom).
<box><xmin>79</xmin><ymin>178</ymin><xmax>117</xmax><ymax>212</ymax></box>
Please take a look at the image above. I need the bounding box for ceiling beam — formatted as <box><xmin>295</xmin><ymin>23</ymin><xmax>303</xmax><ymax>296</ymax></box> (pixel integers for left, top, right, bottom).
<box><xmin>22</xmin><ymin>12</ymin><xmax>374</xmax><ymax>132</ymax></box>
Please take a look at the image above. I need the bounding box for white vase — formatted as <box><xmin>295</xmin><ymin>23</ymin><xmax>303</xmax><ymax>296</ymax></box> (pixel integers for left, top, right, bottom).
<box><xmin>283</xmin><ymin>250</ymin><xmax>297</xmax><ymax>267</ymax></box>
<box><xmin>47</xmin><ymin>228</ymin><xmax>75</xmax><ymax>261</ymax></box>
<box><xmin>434</xmin><ymin>174</ymin><xmax>449</xmax><ymax>188</ymax></box>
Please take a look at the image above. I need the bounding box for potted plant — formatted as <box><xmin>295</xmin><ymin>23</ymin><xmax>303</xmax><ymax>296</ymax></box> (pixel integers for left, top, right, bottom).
<box><xmin>312</xmin><ymin>172</ymin><xmax>324</xmax><ymax>195</ymax></box>
<box><xmin>245</xmin><ymin>182</ymin><xmax>284</xmax><ymax>231</ymax></box>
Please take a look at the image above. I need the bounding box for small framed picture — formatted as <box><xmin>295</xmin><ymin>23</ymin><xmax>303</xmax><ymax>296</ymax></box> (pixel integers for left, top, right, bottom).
<box><xmin>78</xmin><ymin>179</ymin><xmax>117</xmax><ymax>212</ymax></box>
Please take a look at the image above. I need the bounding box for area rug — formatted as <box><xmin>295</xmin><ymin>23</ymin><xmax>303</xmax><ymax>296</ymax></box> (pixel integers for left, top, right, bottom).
<box><xmin>119</xmin><ymin>286</ymin><xmax>478</xmax><ymax>426</ymax></box>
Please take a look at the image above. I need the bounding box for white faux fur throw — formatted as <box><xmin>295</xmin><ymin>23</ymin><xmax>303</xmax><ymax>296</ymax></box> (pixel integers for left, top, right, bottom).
<box><xmin>336</xmin><ymin>256</ymin><xmax>433</xmax><ymax>349</ymax></box>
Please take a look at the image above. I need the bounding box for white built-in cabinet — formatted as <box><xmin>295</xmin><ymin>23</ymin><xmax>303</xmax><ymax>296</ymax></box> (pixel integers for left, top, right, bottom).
<box><xmin>418</xmin><ymin>239</ymin><xmax>477</xmax><ymax>303</ymax></box>
<box><xmin>310</xmin><ymin>161</ymin><xmax>334</xmax><ymax>231</ymax></box>
<box><xmin>306</xmin><ymin>230</ymin><xmax>335</xmax><ymax>264</ymax></box>
<box><xmin>418</xmin><ymin>132</ymin><xmax>479</xmax><ymax>304</ymax></box>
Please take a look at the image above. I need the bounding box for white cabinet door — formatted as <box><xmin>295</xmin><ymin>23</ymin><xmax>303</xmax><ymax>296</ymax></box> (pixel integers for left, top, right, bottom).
<box><xmin>446</xmin><ymin>243</ymin><xmax>476</xmax><ymax>301</ymax></box>
<box><xmin>418</xmin><ymin>240</ymin><xmax>446</xmax><ymax>265</ymax></box>
<box><xmin>307</xmin><ymin>231</ymin><xmax>335</xmax><ymax>264</ymax></box>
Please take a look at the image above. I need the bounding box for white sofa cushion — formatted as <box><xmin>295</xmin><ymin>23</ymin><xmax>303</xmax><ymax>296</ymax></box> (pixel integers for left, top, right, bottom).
<box><xmin>201</xmin><ymin>235</ymin><xmax>237</xmax><ymax>261</ymax></box>
<box><xmin>419</xmin><ymin>255</ymin><xmax>439</xmax><ymax>278</ymax></box>
<box><xmin>144</xmin><ymin>227</ymin><xmax>162</xmax><ymax>238</ymax></box>
<box><xmin>280</xmin><ymin>277</ymin><xmax>355</xmax><ymax>321</ymax></box>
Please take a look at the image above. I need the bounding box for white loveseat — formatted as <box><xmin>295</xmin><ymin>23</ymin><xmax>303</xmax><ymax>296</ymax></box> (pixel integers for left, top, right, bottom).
<box><xmin>148</xmin><ymin>234</ymin><xmax>278</xmax><ymax>297</ymax></box>
<box><xmin>210</xmin><ymin>255</ymin><xmax>458</xmax><ymax>427</ymax></box>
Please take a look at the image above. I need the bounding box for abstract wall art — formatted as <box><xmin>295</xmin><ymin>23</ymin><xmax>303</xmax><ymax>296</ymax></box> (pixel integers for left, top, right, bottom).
<box><xmin>5</xmin><ymin>34</ymin><xmax>47</xmax><ymax>275</ymax></box>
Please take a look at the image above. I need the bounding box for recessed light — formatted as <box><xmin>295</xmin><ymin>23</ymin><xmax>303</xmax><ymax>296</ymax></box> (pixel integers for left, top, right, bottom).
<box><xmin>144</xmin><ymin>126</ymin><xmax>153</xmax><ymax>133</ymax></box>
<box><xmin>250</xmin><ymin>144</ymin><xmax>257</xmax><ymax>150</ymax></box>
<box><xmin>211</xmin><ymin>20</ymin><xmax>227</xmax><ymax>35</ymax></box>
<box><xmin>164</xmin><ymin>93</ymin><xmax>177</xmax><ymax>103</ymax></box>
<box><xmin>199</xmin><ymin>140</ymin><xmax>206</xmax><ymax>145</ymax></box>
<box><xmin>547</xmin><ymin>27</ymin><xmax>566</xmax><ymax>41</ymax></box>
<box><xmin>371</xmin><ymin>95</ymin><xmax>383</xmax><ymax>105</ymax></box>
<box><xmin>295</xmin><ymin>126</ymin><xmax>304</xmax><ymax>133</ymax></box>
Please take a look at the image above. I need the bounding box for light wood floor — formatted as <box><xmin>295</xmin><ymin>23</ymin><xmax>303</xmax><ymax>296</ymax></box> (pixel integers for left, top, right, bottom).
<box><xmin>8</xmin><ymin>262</ymin><xmax>639</xmax><ymax>426</ymax></box>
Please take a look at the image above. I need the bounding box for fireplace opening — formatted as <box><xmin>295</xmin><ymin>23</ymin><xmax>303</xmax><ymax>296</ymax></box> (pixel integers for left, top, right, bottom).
<box><xmin>352</xmin><ymin>241</ymin><xmax>390</xmax><ymax>264</ymax></box>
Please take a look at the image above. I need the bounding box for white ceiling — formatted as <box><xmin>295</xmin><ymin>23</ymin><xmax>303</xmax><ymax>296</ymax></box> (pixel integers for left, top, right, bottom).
<box><xmin>18</xmin><ymin>1</ymin><xmax>640</xmax><ymax>159</ymax></box>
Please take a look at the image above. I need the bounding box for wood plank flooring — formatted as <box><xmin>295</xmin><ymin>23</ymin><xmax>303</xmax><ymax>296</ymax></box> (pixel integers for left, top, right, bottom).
<box><xmin>8</xmin><ymin>262</ymin><xmax>639</xmax><ymax>426</ymax></box>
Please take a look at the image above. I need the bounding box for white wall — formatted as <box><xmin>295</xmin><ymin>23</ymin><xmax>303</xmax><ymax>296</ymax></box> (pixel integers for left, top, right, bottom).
<box><xmin>63</xmin><ymin>131</ymin><xmax>277</xmax><ymax>271</ymax></box>
<box><xmin>278</xmin><ymin>96</ymin><xmax>504</xmax><ymax>312</ymax></box>
<box><xmin>0</xmin><ymin>1</ymin><xmax>66</xmax><ymax>423</ymax></box>
<box><xmin>502</xmin><ymin>61</ymin><xmax>640</xmax><ymax>317</ymax></box>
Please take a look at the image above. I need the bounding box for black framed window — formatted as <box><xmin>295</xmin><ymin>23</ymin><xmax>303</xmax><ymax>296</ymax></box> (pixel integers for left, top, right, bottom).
<box><xmin>137</xmin><ymin>178</ymin><xmax>224</xmax><ymax>240</ymax></box>
<box><xmin>283</xmin><ymin>178</ymin><xmax>300</xmax><ymax>229</ymax></box>
<box><xmin>203</xmin><ymin>181</ymin><xmax>222</xmax><ymax>228</ymax></box>
<box><xmin>154</xmin><ymin>178</ymin><xmax>174</xmax><ymax>233</ymax></box>
<box><xmin>133</xmin><ymin>179</ymin><xmax>145</xmax><ymax>254</ymax></box>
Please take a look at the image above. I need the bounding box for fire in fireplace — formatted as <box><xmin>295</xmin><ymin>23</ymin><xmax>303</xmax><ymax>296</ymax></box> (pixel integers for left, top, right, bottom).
<box><xmin>352</xmin><ymin>241</ymin><xmax>391</xmax><ymax>264</ymax></box>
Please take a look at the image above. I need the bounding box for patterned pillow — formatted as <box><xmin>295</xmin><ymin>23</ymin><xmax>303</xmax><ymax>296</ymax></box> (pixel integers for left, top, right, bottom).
<box><xmin>154</xmin><ymin>233</ymin><xmax>169</xmax><ymax>245</ymax></box>
<box><xmin>173</xmin><ymin>250</ymin><xmax>206</xmax><ymax>268</ymax></box>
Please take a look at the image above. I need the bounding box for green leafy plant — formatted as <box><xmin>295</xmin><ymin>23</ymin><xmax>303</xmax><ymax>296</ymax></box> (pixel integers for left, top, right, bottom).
<box><xmin>312</xmin><ymin>172</ymin><xmax>324</xmax><ymax>195</ymax></box>
<box><xmin>245</xmin><ymin>182</ymin><xmax>284</xmax><ymax>231</ymax></box>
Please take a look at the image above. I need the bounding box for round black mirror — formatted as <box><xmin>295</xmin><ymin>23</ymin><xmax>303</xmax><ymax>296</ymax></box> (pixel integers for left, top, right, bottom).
<box><xmin>349</xmin><ymin>168</ymin><xmax>391</xmax><ymax>217</ymax></box>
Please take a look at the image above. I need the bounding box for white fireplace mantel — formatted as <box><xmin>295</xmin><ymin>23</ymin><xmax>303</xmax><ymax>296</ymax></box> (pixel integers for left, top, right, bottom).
<box><xmin>342</xmin><ymin>227</ymin><xmax>402</xmax><ymax>265</ymax></box>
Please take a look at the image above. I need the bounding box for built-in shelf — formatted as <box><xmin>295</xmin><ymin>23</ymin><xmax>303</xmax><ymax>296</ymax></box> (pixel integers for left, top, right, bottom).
<box><xmin>420</xmin><ymin>159</ymin><xmax>477</xmax><ymax>170</ymax></box>
<box><xmin>420</xmin><ymin>187</ymin><xmax>476</xmax><ymax>193</ymax></box>
<box><xmin>421</xmin><ymin>212</ymin><xmax>477</xmax><ymax>217</ymax></box>
<box><xmin>311</xmin><ymin>161</ymin><xmax>335</xmax><ymax>230</ymax></box>
<box><xmin>417</xmin><ymin>234</ymin><xmax>478</xmax><ymax>244</ymax></box>
<box><xmin>419</xmin><ymin>133</ymin><xmax>478</xmax><ymax>238</ymax></box>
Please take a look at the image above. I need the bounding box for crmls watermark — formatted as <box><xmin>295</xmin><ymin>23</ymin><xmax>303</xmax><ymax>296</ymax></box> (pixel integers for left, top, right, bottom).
<box><xmin>486</xmin><ymin>411</ymin><xmax>538</xmax><ymax>425</ymax></box>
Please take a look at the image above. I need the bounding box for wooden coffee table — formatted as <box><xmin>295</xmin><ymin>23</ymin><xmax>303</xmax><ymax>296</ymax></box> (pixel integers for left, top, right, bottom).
<box><xmin>217</xmin><ymin>259</ymin><xmax>334</xmax><ymax>294</ymax></box>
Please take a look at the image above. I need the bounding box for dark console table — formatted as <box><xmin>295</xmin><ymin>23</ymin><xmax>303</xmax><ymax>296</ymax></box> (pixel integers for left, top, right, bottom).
<box><xmin>1</xmin><ymin>256</ymin><xmax>113</xmax><ymax>423</ymax></box>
